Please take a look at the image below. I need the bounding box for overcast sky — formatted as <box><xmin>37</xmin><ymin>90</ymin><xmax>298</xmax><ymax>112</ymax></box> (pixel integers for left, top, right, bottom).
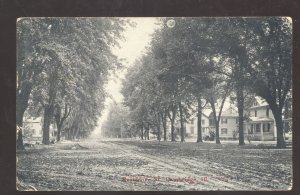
<box><xmin>108</xmin><ymin>17</ymin><xmax>160</xmax><ymax>102</ymax></box>
<box><xmin>92</xmin><ymin>18</ymin><xmax>160</xmax><ymax>136</ymax></box>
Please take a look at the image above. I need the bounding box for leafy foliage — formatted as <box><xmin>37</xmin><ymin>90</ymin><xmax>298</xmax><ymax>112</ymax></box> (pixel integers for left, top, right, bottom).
<box><xmin>17</xmin><ymin>18</ymin><xmax>130</xmax><ymax>145</ymax></box>
<box><xmin>121</xmin><ymin>17</ymin><xmax>292</xmax><ymax>148</ymax></box>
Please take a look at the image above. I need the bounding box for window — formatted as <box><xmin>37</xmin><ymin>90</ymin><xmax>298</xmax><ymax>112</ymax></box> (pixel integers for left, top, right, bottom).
<box><xmin>209</xmin><ymin>119</ymin><xmax>214</xmax><ymax>126</ymax></box>
<box><xmin>255</xmin><ymin>110</ymin><xmax>257</xmax><ymax>117</ymax></box>
<box><xmin>250</xmin><ymin>124</ymin><xmax>254</xmax><ymax>134</ymax></box>
<box><xmin>190</xmin><ymin>127</ymin><xmax>194</xmax><ymax>134</ymax></box>
<box><xmin>191</xmin><ymin>118</ymin><xmax>194</xmax><ymax>124</ymax></box>
<box><xmin>221</xmin><ymin>118</ymin><xmax>227</xmax><ymax>124</ymax></box>
<box><xmin>256</xmin><ymin>124</ymin><xmax>261</xmax><ymax>132</ymax></box>
<box><xmin>221</xmin><ymin>128</ymin><xmax>227</xmax><ymax>134</ymax></box>
<box><xmin>202</xmin><ymin>119</ymin><xmax>205</xmax><ymax>125</ymax></box>
<box><xmin>266</xmin><ymin>108</ymin><xmax>269</xmax><ymax>117</ymax></box>
<box><xmin>263</xmin><ymin>123</ymin><xmax>270</xmax><ymax>132</ymax></box>
<box><xmin>236</xmin><ymin>118</ymin><xmax>239</xmax><ymax>124</ymax></box>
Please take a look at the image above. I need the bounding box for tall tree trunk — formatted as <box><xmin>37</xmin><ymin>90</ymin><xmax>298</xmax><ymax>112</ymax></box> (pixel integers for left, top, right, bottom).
<box><xmin>16</xmin><ymin>105</ymin><xmax>26</xmax><ymax>150</ymax></box>
<box><xmin>42</xmin><ymin>105</ymin><xmax>54</xmax><ymax>144</ymax></box>
<box><xmin>168</xmin><ymin>108</ymin><xmax>176</xmax><ymax>142</ymax></box>
<box><xmin>17</xmin><ymin>128</ymin><xmax>25</xmax><ymax>150</ymax></box>
<box><xmin>71</xmin><ymin>123</ymin><xmax>78</xmax><ymax>140</ymax></box>
<box><xmin>56</xmin><ymin>123</ymin><xmax>62</xmax><ymax>142</ymax></box>
<box><xmin>170</xmin><ymin>120</ymin><xmax>175</xmax><ymax>141</ymax></box>
<box><xmin>161</xmin><ymin>111</ymin><xmax>167</xmax><ymax>141</ymax></box>
<box><xmin>147</xmin><ymin>123</ymin><xmax>150</xmax><ymax>140</ymax></box>
<box><xmin>75</xmin><ymin>126</ymin><xmax>80</xmax><ymax>139</ymax></box>
<box><xmin>157</xmin><ymin>113</ymin><xmax>161</xmax><ymax>141</ymax></box>
<box><xmin>210</xmin><ymin>100</ymin><xmax>221</xmax><ymax>144</ymax></box>
<box><xmin>283</xmin><ymin>100</ymin><xmax>290</xmax><ymax>133</ymax></box>
<box><xmin>71</xmin><ymin>128</ymin><xmax>74</xmax><ymax>140</ymax></box>
<box><xmin>197</xmin><ymin>97</ymin><xmax>203</xmax><ymax>143</ymax></box>
<box><xmin>16</xmin><ymin>83</ymin><xmax>32</xmax><ymax>150</ymax></box>
<box><xmin>209</xmin><ymin>94</ymin><xmax>228</xmax><ymax>145</ymax></box>
<box><xmin>237</xmin><ymin>84</ymin><xmax>245</xmax><ymax>145</ymax></box>
<box><xmin>178</xmin><ymin>101</ymin><xmax>185</xmax><ymax>142</ymax></box>
<box><xmin>42</xmin><ymin>72</ymin><xmax>57</xmax><ymax>144</ymax></box>
<box><xmin>66</xmin><ymin>129</ymin><xmax>71</xmax><ymax>140</ymax></box>
<box><xmin>141</xmin><ymin>125</ymin><xmax>144</xmax><ymax>140</ymax></box>
<box><xmin>215</xmin><ymin>118</ymin><xmax>220</xmax><ymax>144</ymax></box>
<box><xmin>55</xmin><ymin>104</ymin><xmax>71</xmax><ymax>142</ymax></box>
<box><xmin>273</xmin><ymin>108</ymin><xmax>286</xmax><ymax>148</ymax></box>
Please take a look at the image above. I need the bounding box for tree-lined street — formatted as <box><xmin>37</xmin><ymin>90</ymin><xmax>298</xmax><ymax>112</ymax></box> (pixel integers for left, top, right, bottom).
<box><xmin>16</xmin><ymin>17</ymin><xmax>292</xmax><ymax>191</ymax></box>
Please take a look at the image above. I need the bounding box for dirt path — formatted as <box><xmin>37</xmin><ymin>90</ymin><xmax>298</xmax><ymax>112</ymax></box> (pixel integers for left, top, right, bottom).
<box><xmin>16</xmin><ymin>139</ymin><xmax>292</xmax><ymax>191</ymax></box>
<box><xmin>106</xmin><ymin>141</ymin><xmax>268</xmax><ymax>190</ymax></box>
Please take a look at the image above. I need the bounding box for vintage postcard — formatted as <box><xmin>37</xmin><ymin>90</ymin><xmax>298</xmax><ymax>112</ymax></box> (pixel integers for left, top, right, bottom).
<box><xmin>16</xmin><ymin>17</ymin><xmax>292</xmax><ymax>191</ymax></box>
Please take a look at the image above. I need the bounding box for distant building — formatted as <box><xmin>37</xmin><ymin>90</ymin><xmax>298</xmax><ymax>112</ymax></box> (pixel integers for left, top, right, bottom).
<box><xmin>23</xmin><ymin>117</ymin><xmax>43</xmax><ymax>138</ymax></box>
<box><xmin>185</xmin><ymin>113</ymin><xmax>210</xmax><ymax>137</ymax></box>
<box><xmin>172</xmin><ymin>96</ymin><xmax>292</xmax><ymax>141</ymax></box>
<box><xmin>23</xmin><ymin>117</ymin><xmax>56</xmax><ymax>140</ymax></box>
<box><xmin>207</xmin><ymin>108</ymin><xmax>239</xmax><ymax>140</ymax></box>
<box><xmin>245</xmin><ymin>97</ymin><xmax>292</xmax><ymax>141</ymax></box>
<box><xmin>184</xmin><ymin>108</ymin><xmax>239</xmax><ymax>140</ymax></box>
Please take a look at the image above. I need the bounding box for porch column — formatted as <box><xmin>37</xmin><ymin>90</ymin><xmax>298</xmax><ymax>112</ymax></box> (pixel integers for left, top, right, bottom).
<box><xmin>261</xmin><ymin>123</ymin><xmax>264</xmax><ymax>141</ymax></box>
<box><xmin>274</xmin><ymin>122</ymin><xmax>277</xmax><ymax>139</ymax></box>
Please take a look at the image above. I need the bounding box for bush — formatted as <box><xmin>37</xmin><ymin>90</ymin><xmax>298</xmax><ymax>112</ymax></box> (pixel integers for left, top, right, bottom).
<box><xmin>208</xmin><ymin>130</ymin><xmax>215</xmax><ymax>141</ymax></box>
<box><xmin>203</xmin><ymin>135</ymin><xmax>210</xmax><ymax>141</ymax></box>
<box><xmin>232</xmin><ymin>130</ymin><xmax>239</xmax><ymax>139</ymax></box>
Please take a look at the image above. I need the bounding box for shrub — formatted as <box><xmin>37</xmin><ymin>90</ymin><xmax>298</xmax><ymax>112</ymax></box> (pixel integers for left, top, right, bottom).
<box><xmin>208</xmin><ymin>130</ymin><xmax>215</xmax><ymax>141</ymax></box>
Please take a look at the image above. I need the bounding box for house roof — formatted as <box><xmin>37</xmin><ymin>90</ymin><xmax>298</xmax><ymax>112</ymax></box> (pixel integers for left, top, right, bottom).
<box><xmin>202</xmin><ymin>109</ymin><xmax>211</xmax><ymax>117</ymax></box>
<box><xmin>249</xmin><ymin>97</ymin><xmax>269</xmax><ymax>109</ymax></box>
<box><xmin>248</xmin><ymin>117</ymin><xmax>274</xmax><ymax>122</ymax></box>
<box><xmin>207</xmin><ymin>108</ymin><xmax>238</xmax><ymax>118</ymax></box>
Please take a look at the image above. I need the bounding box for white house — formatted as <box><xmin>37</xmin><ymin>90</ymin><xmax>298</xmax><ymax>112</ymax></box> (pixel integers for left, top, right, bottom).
<box><xmin>245</xmin><ymin>97</ymin><xmax>292</xmax><ymax>141</ymax></box>
<box><xmin>166</xmin><ymin>96</ymin><xmax>292</xmax><ymax>142</ymax></box>
<box><xmin>207</xmin><ymin>108</ymin><xmax>239</xmax><ymax>140</ymax></box>
<box><xmin>23</xmin><ymin>116</ymin><xmax>56</xmax><ymax>140</ymax></box>
<box><xmin>23</xmin><ymin>117</ymin><xmax>43</xmax><ymax>138</ymax></box>
<box><xmin>185</xmin><ymin>112</ymin><xmax>210</xmax><ymax>137</ymax></box>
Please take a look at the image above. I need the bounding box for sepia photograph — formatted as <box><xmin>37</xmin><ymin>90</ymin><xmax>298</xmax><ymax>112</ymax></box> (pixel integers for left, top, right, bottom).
<box><xmin>16</xmin><ymin>17</ymin><xmax>292</xmax><ymax>191</ymax></box>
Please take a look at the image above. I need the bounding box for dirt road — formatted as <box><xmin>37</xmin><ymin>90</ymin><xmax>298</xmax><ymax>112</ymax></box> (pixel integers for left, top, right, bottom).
<box><xmin>16</xmin><ymin>139</ymin><xmax>292</xmax><ymax>191</ymax></box>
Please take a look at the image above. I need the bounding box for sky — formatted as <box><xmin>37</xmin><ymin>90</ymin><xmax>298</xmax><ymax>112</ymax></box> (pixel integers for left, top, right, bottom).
<box><xmin>108</xmin><ymin>17</ymin><xmax>160</xmax><ymax>102</ymax></box>
<box><xmin>91</xmin><ymin>18</ymin><xmax>160</xmax><ymax>137</ymax></box>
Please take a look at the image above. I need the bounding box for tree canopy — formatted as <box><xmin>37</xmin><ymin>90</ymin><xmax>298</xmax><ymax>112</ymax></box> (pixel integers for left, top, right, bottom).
<box><xmin>120</xmin><ymin>17</ymin><xmax>292</xmax><ymax>148</ymax></box>
<box><xmin>17</xmin><ymin>18</ymin><xmax>130</xmax><ymax>148</ymax></box>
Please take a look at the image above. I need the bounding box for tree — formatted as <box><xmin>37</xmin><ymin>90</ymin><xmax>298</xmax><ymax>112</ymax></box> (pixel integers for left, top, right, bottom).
<box><xmin>203</xmin><ymin>56</ymin><xmax>233</xmax><ymax>144</ymax></box>
<box><xmin>246</xmin><ymin>17</ymin><xmax>292</xmax><ymax>148</ymax></box>
<box><xmin>17</xmin><ymin>18</ymin><xmax>129</xmax><ymax>145</ymax></box>
<box><xmin>17</xmin><ymin>18</ymin><xmax>52</xmax><ymax>149</ymax></box>
<box><xmin>54</xmin><ymin>103</ymin><xmax>71</xmax><ymax>142</ymax></box>
<box><xmin>153</xmin><ymin>18</ymin><xmax>221</xmax><ymax>143</ymax></box>
<box><xmin>121</xmin><ymin>47</ymin><xmax>182</xmax><ymax>142</ymax></box>
<box><xmin>101</xmin><ymin>101</ymin><xmax>135</xmax><ymax>138</ymax></box>
<box><xmin>206</xmin><ymin>82</ymin><xmax>232</xmax><ymax>144</ymax></box>
<box><xmin>121</xmin><ymin>57</ymin><xmax>154</xmax><ymax>140</ymax></box>
<box><xmin>219</xmin><ymin>18</ymin><xmax>266</xmax><ymax>146</ymax></box>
